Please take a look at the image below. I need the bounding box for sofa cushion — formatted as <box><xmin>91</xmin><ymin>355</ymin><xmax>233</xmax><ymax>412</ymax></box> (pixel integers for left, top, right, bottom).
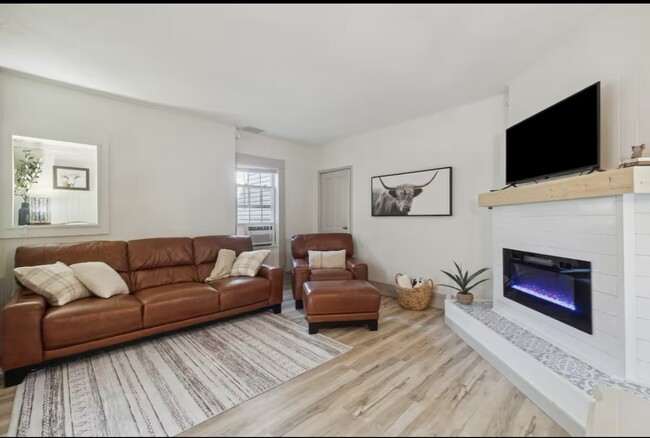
<box><xmin>193</xmin><ymin>235</ymin><xmax>254</xmax><ymax>281</ymax></box>
<box><xmin>43</xmin><ymin>295</ymin><xmax>143</xmax><ymax>349</ymax></box>
<box><xmin>310</xmin><ymin>269</ymin><xmax>354</xmax><ymax>281</ymax></box>
<box><xmin>128</xmin><ymin>238</ymin><xmax>198</xmax><ymax>292</ymax></box>
<box><xmin>207</xmin><ymin>277</ymin><xmax>270</xmax><ymax>311</ymax></box>
<box><xmin>135</xmin><ymin>282</ymin><xmax>220</xmax><ymax>328</ymax></box>
<box><xmin>15</xmin><ymin>241</ymin><xmax>131</xmax><ymax>291</ymax></box>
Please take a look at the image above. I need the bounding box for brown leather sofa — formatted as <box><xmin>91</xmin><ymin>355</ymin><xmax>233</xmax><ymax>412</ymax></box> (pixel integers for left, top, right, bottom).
<box><xmin>1</xmin><ymin>235</ymin><xmax>282</xmax><ymax>386</ymax></box>
<box><xmin>290</xmin><ymin>233</ymin><xmax>368</xmax><ymax>309</ymax></box>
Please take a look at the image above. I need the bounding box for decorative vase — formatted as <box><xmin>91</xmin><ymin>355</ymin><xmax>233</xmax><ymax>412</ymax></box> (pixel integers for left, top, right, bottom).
<box><xmin>457</xmin><ymin>292</ymin><xmax>474</xmax><ymax>305</ymax></box>
<box><xmin>18</xmin><ymin>202</ymin><xmax>30</xmax><ymax>226</ymax></box>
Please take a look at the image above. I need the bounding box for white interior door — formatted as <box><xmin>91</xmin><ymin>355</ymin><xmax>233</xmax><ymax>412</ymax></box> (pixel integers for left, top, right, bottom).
<box><xmin>319</xmin><ymin>168</ymin><xmax>351</xmax><ymax>233</ymax></box>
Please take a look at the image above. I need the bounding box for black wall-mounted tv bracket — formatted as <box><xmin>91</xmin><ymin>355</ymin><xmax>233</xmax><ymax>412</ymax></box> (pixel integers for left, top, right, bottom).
<box><xmin>487</xmin><ymin>183</ymin><xmax>518</xmax><ymax>209</ymax></box>
<box><xmin>581</xmin><ymin>166</ymin><xmax>605</xmax><ymax>176</ymax></box>
<box><xmin>490</xmin><ymin>183</ymin><xmax>517</xmax><ymax>192</ymax></box>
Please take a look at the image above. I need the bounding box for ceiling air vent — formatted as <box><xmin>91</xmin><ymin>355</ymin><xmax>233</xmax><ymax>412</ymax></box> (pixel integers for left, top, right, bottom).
<box><xmin>241</xmin><ymin>126</ymin><xmax>265</xmax><ymax>134</ymax></box>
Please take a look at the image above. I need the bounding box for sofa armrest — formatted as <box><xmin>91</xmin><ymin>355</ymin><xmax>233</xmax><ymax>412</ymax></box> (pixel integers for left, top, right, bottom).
<box><xmin>347</xmin><ymin>257</ymin><xmax>368</xmax><ymax>281</ymax></box>
<box><xmin>292</xmin><ymin>258</ymin><xmax>308</xmax><ymax>270</ymax></box>
<box><xmin>1</xmin><ymin>288</ymin><xmax>46</xmax><ymax>371</ymax></box>
<box><xmin>291</xmin><ymin>258</ymin><xmax>310</xmax><ymax>301</ymax></box>
<box><xmin>258</xmin><ymin>264</ymin><xmax>283</xmax><ymax>305</ymax></box>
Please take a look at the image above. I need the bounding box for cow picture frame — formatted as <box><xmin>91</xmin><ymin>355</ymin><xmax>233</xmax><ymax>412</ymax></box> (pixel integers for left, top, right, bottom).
<box><xmin>53</xmin><ymin>165</ymin><xmax>90</xmax><ymax>191</ymax></box>
<box><xmin>371</xmin><ymin>166</ymin><xmax>452</xmax><ymax>216</ymax></box>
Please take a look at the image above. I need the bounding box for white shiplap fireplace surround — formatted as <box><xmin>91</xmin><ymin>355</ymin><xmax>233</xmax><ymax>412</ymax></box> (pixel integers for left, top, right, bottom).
<box><xmin>445</xmin><ymin>167</ymin><xmax>650</xmax><ymax>436</ymax></box>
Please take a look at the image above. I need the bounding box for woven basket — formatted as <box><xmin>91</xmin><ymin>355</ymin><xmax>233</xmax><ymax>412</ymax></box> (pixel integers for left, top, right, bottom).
<box><xmin>394</xmin><ymin>274</ymin><xmax>434</xmax><ymax>311</ymax></box>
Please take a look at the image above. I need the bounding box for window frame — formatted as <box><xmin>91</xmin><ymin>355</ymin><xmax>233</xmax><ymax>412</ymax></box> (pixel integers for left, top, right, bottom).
<box><xmin>236</xmin><ymin>168</ymin><xmax>277</xmax><ymax>226</ymax></box>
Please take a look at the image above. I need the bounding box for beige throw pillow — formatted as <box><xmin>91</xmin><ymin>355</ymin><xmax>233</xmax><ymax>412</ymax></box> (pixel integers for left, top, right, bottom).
<box><xmin>231</xmin><ymin>250</ymin><xmax>271</xmax><ymax>277</ymax></box>
<box><xmin>205</xmin><ymin>249</ymin><xmax>237</xmax><ymax>281</ymax></box>
<box><xmin>14</xmin><ymin>262</ymin><xmax>92</xmax><ymax>306</ymax></box>
<box><xmin>70</xmin><ymin>262</ymin><xmax>129</xmax><ymax>298</ymax></box>
<box><xmin>308</xmin><ymin>250</ymin><xmax>346</xmax><ymax>269</ymax></box>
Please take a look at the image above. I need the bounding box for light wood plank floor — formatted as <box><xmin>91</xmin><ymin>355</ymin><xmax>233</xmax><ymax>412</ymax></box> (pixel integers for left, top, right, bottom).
<box><xmin>0</xmin><ymin>289</ymin><xmax>568</xmax><ymax>437</ymax></box>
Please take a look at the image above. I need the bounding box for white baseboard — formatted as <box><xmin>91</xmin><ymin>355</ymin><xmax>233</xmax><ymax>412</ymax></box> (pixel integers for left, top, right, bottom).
<box><xmin>445</xmin><ymin>301</ymin><xmax>588</xmax><ymax>437</ymax></box>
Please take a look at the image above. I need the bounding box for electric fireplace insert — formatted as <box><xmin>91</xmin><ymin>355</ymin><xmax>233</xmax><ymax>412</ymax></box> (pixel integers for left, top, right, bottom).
<box><xmin>503</xmin><ymin>248</ymin><xmax>592</xmax><ymax>334</ymax></box>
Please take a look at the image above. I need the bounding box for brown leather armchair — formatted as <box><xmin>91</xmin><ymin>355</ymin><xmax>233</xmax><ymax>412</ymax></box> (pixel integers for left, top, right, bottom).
<box><xmin>291</xmin><ymin>233</ymin><xmax>368</xmax><ymax>309</ymax></box>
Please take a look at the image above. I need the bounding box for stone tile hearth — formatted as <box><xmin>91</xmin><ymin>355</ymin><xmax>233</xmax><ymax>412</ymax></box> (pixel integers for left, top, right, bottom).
<box><xmin>455</xmin><ymin>301</ymin><xmax>650</xmax><ymax>401</ymax></box>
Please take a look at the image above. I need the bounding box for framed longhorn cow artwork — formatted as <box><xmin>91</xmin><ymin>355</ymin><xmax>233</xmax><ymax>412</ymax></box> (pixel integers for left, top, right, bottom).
<box><xmin>371</xmin><ymin>166</ymin><xmax>452</xmax><ymax>216</ymax></box>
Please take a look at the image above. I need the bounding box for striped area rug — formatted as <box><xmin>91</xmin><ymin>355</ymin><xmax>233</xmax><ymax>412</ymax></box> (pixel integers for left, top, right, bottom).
<box><xmin>8</xmin><ymin>312</ymin><xmax>350</xmax><ymax>437</ymax></box>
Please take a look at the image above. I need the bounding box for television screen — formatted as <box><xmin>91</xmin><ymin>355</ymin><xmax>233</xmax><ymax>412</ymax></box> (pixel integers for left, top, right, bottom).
<box><xmin>506</xmin><ymin>82</ymin><xmax>600</xmax><ymax>185</ymax></box>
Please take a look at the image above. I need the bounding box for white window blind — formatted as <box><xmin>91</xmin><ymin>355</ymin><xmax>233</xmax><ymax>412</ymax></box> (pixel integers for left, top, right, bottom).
<box><xmin>236</xmin><ymin>170</ymin><xmax>276</xmax><ymax>224</ymax></box>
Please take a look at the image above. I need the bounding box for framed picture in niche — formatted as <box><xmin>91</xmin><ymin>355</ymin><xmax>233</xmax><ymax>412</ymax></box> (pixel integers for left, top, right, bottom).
<box><xmin>371</xmin><ymin>166</ymin><xmax>452</xmax><ymax>216</ymax></box>
<box><xmin>53</xmin><ymin>166</ymin><xmax>90</xmax><ymax>191</ymax></box>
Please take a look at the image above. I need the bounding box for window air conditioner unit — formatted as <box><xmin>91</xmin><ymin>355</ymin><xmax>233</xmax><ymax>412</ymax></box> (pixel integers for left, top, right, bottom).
<box><xmin>245</xmin><ymin>224</ymin><xmax>275</xmax><ymax>247</ymax></box>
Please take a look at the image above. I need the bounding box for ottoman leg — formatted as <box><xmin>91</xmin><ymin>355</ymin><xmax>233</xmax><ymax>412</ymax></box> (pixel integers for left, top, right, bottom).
<box><xmin>367</xmin><ymin>319</ymin><xmax>378</xmax><ymax>331</ymax></box>
<box><xmin>308</xmin><ymin>323</ymin><xmax>319</xmax><ymax>334</ymax></box>
<box><xmin>295</xmin><ymin>299</ymin><xmax>304</xmax><ymax>310</ymax></box>
<box><xmin>271</xmin><ymin>304</ymin><xmax>282</xmax><ymax>314</ymax></box>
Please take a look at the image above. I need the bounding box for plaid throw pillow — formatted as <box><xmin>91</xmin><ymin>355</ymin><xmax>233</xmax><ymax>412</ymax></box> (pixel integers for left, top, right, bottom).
<box><xmin>14</xmin><ymin>261</ymin><xmax>92</xmax><ymax>306</ymax></box>
<box><xmin>230</xmin><ymin>250</ymin><xmax>271</xmax><ymax>277</ymax></box>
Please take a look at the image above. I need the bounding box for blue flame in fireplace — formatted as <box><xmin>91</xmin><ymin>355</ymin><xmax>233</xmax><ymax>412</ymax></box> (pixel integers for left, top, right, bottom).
<box><xmin>511</xmin><ymin>264</ymin><xmax>577</xmax><ymax>311</ymax></box>
<box><xmin>511</xmin><ymin>284</ymin><xmax>576</xmax><ymax>310</ymax></box>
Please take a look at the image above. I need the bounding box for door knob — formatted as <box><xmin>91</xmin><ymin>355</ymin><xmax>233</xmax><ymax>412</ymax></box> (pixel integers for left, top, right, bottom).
<box><xmin>342</xmin><ymin>226</ymin><xmax>348</xmax><ymax>230</ymax></box>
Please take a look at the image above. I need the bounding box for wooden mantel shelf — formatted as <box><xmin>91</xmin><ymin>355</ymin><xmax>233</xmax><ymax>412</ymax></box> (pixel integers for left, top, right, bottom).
<box><xmin>479</xmin><ymin>166</ymin><xmax>650</xmax><ymax>208</ymax></box>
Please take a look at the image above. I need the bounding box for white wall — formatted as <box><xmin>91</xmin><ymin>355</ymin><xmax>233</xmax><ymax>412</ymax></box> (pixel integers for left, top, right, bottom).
<box><xmin>318</xmin><ymin>95</ymin><xmax>505</xmax><ymax>297</ymax></box>
<box><xmin>507</xmin><ymin>4</ymin><xmax>650</xmax><ymax>174</ymax></box>
<box><xmin>0</xmin><ymin>72</ymin><xmax>236</xmax><ymax>305</ymax></box>
<box><xmin>236</xmin><ymin>131</ymin><xmax>319</xmax><ymax>269</ymax></box>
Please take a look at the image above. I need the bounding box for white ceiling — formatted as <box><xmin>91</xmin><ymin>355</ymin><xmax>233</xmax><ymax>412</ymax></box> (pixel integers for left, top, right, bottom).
<box><xmin>0</xmin><ymin>4</ymin><xmax>605</xmax><ymax>144</ymax></box>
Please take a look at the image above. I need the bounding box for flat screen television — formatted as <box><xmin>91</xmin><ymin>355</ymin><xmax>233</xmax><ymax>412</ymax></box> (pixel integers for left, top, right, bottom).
<box><xmin>506</xmin><ymin>82</ymin><xmax>600</xmax><ymax>185</ymax></box>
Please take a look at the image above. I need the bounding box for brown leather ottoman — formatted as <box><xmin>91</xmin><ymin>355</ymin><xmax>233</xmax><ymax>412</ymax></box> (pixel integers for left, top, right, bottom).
<box><xmin>303</xmin><ymin>280</ymin><xmax>381</xmax><ymax>334</ymax></box>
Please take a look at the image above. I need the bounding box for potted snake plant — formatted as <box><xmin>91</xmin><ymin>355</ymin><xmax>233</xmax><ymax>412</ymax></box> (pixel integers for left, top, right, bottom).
<box><xmin>440</xmin><ymin>262</ymin><xmax>490</xmax><ymax>305</ymax></box>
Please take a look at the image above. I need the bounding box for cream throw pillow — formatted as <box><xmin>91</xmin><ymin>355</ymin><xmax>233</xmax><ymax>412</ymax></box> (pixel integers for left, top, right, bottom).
<box><xmin>70</xmin><ymin>262</ymin><xmax>129</xmax><ymax>298</ymax></box>
<box><xmin>14</xmin><ymin>262</ymin><xmax>92</xmax><ymax>306</ymax></box>
<box><xmin>308</xmin><ymin>250</ymin><xmax>346</xmax><ymax>269</ymax></box>
<box><xmin>205</xmin><ymin>249</ymin><xmax>237</xmax><ymax>281</ymax></box>
<box><xmin>231</xmin><ymin>250</ymin><xmax>271</xmax><ymax>277</ymax></box>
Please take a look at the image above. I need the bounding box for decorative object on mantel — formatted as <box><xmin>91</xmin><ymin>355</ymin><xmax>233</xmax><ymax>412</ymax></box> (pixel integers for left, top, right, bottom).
<box><xmin>394</xmin><ymin>273</ymin><xmax>434</xmax><ymax>310</ymax></box>
<box><xmin>440</xmin><ymin>261</ymin><xmax>490</xmax><ymax>305</ymax></box>
<box><xmin>619</xmin><ymin>157</ymin><xmax>650</xmax><ymax>168</ymax></box>
<box><xmin>13</xmin><ymin>149</ymin><xmax>43</xmax><ymax>225</ymax></box>
<box><xmin>618</xmin><ymin>144</ymin><xmax>649</xmax><ymax>168</ymax></box>
<box><xmin>631</xmin><ymin>143</ymin><xmax>646</xmax><ymax>159</ymax></box>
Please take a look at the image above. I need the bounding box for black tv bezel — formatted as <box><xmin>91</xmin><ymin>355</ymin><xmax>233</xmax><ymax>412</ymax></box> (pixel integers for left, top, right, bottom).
<box><xmin>505</xmin><ymin>82</ymin><xmax>600</xmax><ymax>186</ymax></box>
